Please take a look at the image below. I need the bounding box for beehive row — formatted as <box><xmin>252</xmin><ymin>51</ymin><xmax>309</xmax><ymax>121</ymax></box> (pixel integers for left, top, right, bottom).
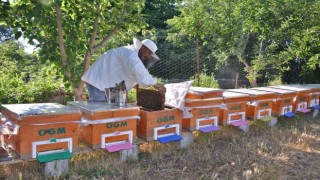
<box><xmin>0</xmin><ymin>84</ymin><xmax>319</xmax><ymax>161</ymax></box>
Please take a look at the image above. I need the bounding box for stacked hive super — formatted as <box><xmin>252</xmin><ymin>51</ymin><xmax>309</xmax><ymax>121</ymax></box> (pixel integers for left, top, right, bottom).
<box><xmin>67</xmin><ymin>101</ymin><xmax>139</xmax><ymax>152</ymax></box>
<box><xmin>183</xmin><ymin>87</ymin><xmax>223</xmax><ymax>132</ymax></box>
<box><xmin>0</xmin><ymin>103</ymin><xmax>81</xmax><ymax>162</ymax></box>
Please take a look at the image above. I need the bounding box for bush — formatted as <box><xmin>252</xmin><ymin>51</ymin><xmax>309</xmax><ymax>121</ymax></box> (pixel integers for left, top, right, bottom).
<box><xmin>0</xmin><ymin>41</ymin><xmax>70</xmax><ymax>104</ymax></box>
<box><xmin>190</xmin><ymin>66</ymin><xmax>219</xmax><ymax>88</ymax></box>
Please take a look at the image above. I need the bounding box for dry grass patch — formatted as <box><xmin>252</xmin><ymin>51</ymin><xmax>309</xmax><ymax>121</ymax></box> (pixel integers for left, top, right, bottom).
<box><xmin>0</xmin><ymin>113</ymin><xmax>320</xmax><ymax>179</ymax></box>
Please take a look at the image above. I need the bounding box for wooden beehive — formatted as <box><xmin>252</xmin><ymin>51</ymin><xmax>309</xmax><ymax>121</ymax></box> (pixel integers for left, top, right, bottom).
<box><xmin>251</xmin><ymin>87</ymin><xmax>296</xmax><ymax>117</ymax></box>
<box><xmin>67</xmin><ymin>101</ymin><xmax>139</xmax><ymax>149</ymax></box>
<box><xmin>0</xmin><ymin>103</ymin><xmax>81</xmax><ymax>160</ymax></box>
<box><xmin>182</xmin><ymin>87</ymin><xmax>223</xmax><ymax>131</ymax></box>
<box><xmin>138</xmin><ymin>108</ymin><xmax>182</xmax><ymax>141</ymax></box>
<box><xmin>303</xmin><ymin>84</ymin><xmax>320</xmax><ymax>107</ymax></box>
<box><xmin>285</xmin><ymin>84</ymin><xmax>320</xmax><ymax>108</ymax></box>
<box><xmin>226</xmin><ymin>89</ymin><xmax>276</xmax><ymax>120</ymax></box>
<box><xmin>269</xmin><ymin>85</ymin><xmax>311</xmax><ymax>112</ymax></box>
<box><xmin>220</xmin><ymin>91</ymin><xmax>251</xmax><ymax>125</ymax></box>
<box><xmin>136</xmin><ymin>87</ymin><xmax>165</xmax><ymax>110</ymax></box>
<box><xmin>183</xmin><ymin>107</ymin><xmax>221</xmax><ymax>131</ymax></box>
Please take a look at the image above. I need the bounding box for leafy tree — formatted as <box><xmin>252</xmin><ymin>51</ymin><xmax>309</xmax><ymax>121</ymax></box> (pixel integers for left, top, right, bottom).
<box><xmin>3</xmin><ymin>0</ymin><xmax>148</xmax><ymax>100</ymax></box>
<box><xmin>167</xmin><ymin>0</ymin><xmax>320</xmax><ymax>87</ymax></box>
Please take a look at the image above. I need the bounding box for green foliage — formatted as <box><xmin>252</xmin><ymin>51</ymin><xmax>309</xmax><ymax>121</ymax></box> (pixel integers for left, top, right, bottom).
<box><xmin>190</xmin><ymin>66</ymin><xmax>219</xmax><ymax>88</ymax></box>
<box><xmin>167</xmin><ymin>0</ymin><xmax>320</xmax><ymax>84</ymax></box>
<box><xmin>127</xmin><ymin>89</ymin><xmax>137</xmax><ymax>103</ymax></box>
<box><xmin>267</xmin><ymin>77</ymin><xmax>283</xmax><ymax>86</ymax></box>
<box><xmin>3</xmin><ymin>0</ymin><xmax>149</xmax><ymax>90</ymax></box>
<box><xmin>0</xmin><ymin>41</ymin><xmax>66</xmax><ymax>104</ymax></box>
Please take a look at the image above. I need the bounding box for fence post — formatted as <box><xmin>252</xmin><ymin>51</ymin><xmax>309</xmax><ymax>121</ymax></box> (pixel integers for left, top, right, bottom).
<box><xmin>235</xmin><ymin>73</ymin><xmax>239</xmax><ymax>89</ymax></box>
<box><xmin>195</xmin><ymin>39</ymin><xmax>200</xmax><ymax>85</ymax></box>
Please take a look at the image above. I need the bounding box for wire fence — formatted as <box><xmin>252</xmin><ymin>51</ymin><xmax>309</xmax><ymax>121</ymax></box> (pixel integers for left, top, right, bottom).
<box><xmin>148</xmin><ymin>40</ymin><xmax>281</xmax><ymax>89</ymax></box>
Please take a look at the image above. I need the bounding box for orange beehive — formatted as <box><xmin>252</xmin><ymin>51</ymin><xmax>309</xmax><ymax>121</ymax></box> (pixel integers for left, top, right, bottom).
<box><xmin>285</xmin><ymin>84</ymin><xmax>320</xmax><ymax>109</ymax></box>
<box><xmin>67</xmin><ymin>101</ymin><xmax>139</xmax><ymax>150</ymax></box>
<box><xmin>0</xmin><ymin>103</ymin><xmax>81</xmax><ymax>160</ymax></box>
<box><xmin>183</xmin><ymin>87</ymin><xmax>223</xmax><ymax>132</ymax></box>
<box><xmin>138</xmin><ymin>108</ymin><xmax>183</xmax><ymax>142</ymax></box>
<box><xmin>226</xmin><ymin>89</ymin><xmax>277</xmax><ymax>120</ymax></box>
<box><xmin>269</xmin><ymin>85</ymin><xmax>312</xmax><ymax>113</ymax></box>
<box><xmin>220</xmin><ymin>91</ymin><xmax>252</xmax><ymax>125</ymax></box>
<box><xmin>251</xmin><ymin>87</ymin><xmax>296</xmax><ymax>117</ymax></box>
<box><xmin>304</xmin><ymin>84</ymin><xmax>320</xmax><ymax>108</ymax></box>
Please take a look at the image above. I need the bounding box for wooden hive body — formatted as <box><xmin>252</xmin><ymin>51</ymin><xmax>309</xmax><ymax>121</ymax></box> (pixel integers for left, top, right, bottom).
<box><xmin>220</xmin><ymin>91</ymin><xmax>251</xmax><ymax>125</ymax></box>
<box><xmin>251</xmin><ymin>87</ymin><xmax>296</xmax><ymax>116</ymax></box>
<box><xmin>138</xmin><ymin>108</ymin><xmax>182</xmax><ymax>141</ymax></box>
<box><xmin>269</xmin><ymin>85</ymin><xmax>311</xmax><ymax>111</ymax></box>
<box><xmin>226</xmin><ymin>89</ymin><xmax>277</xmax><ymax>120</ymax></box>
<box><xmin>1</xmin><ymin>103</ymin><xmax>81</xmax><ymax>160</ymax></box>
<box><xmin>286</xmin><ymin>84</ymin><xmax>320</xmax><ymax>108</ymax></box>
<box><xmin>67</xmin><ymin>101</ymin><xmax>139</xmax><ymax>149</ymax></box>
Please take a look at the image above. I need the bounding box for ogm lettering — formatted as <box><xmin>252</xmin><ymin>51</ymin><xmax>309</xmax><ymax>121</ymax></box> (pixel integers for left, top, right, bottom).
<box><xmin>299</xmin><ymin>97</ymin><xmax>306</xmax><ymax>102</ymax></box>
<box><xmin>284</xmin><ymin>99</ymin><xmax>291</xmax><ymax>104</ymax></box>
<box><xmin>260</xmin><ymin>102</ymin><xmax>269</xmax><ymax>108</ymax></box>
<box><xmin>157</xmin><ymin>115</ymin><xmax>174</xmax><ymax>123</ymax></box>
<box><xmin>199</xmin><ymin>109</ymin><xmax>213</xmax><ymax>115</ymax></box>
<box><xmin>38</xmin><ymin>127</ymin><xmax>66</xmax><ymax>136</ymax></box>
<box><xmin>230</xmin><ymin>105</ymin><xmax>242</xmax><ymax>111</ymax></box>
<box><xmin>106</xmin><ymin>121</ymin><xmax>127</xmax><ymax>128</ymax></box>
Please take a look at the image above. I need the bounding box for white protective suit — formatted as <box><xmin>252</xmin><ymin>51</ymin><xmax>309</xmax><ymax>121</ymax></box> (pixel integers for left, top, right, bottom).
<box><xmin>81</xmin><ymin>41</ymin><xmax>157</xmax><ymax>91</ymax></box>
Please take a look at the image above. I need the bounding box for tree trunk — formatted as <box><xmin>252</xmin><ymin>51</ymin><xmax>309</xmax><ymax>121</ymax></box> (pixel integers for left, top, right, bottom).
<box><xmin>238</xmin><ymin>55</ymin><xmax>257</xmax><ymax>87</ymax></box>
<box><xmin>55</xmin><ymin>2</ymin><xmax>72</xmax><ymax>85</ymax></box>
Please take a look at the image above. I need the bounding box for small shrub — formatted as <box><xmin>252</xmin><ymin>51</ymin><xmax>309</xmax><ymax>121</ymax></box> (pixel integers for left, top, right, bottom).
<box><xmin>190</xmin><ymin>66</ymin><xmax>219</xmax><ymax>88</ymax></box>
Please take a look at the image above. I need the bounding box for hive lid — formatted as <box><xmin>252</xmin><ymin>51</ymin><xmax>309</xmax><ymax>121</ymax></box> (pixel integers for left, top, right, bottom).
<box><xmin>222</xmin><ymin>91</ymin><xmax>252</xmax><ymax>103</ymax></box>
<box><xmin>286</xmin><ymin>84</ymin><xmax>320</xmax><ymax>93</ymax></box>
<box><xmin>188</xmin><ymin>87</ymin><xmax>223</xmax><ymax>94</ymax></box>
<box><xmin>269</xmin><ymin>85</ymin><xmax>311</xmax><ymax>93</ymax></box>
<box><xmin>1</xmin><ymin>103</ymin><xmax>80</xmax><ymax>119</ymax></box>
<box><xmin>228</xmin><ymin>88</ymin><xmax>275</xmax><ymax>96</ymax></box>
<box><xmin>67</xmin><ymin>101</ymin><xmax>139</xmax><ymax>114</ymax></box>
<box><xmin>251</xmin><ymin>87</ymin><xmax>296</xmax><ymax>96</ymax></box>
<box><xmin>226</xmin><ymin>89</ymin><xmax>276</xmax><ymax>100</ymax></box>
<box><xmin>222</xmin><ymin>91</ymin><xmax>250</xmax><ymax>98</ymax></box>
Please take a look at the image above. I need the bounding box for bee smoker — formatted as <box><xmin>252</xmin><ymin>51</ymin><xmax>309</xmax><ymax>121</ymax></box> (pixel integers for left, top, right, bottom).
<box><xmin>105</xmin><ymin>81</ymin><xmax>127</xmax><ymax>106</ymax></box>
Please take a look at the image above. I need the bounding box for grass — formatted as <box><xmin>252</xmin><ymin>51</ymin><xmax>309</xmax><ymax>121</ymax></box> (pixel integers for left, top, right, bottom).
<box><xmin>1</xmin><ymin>113</ymin><xmax>320</xmax><ymax>179</ymax></box>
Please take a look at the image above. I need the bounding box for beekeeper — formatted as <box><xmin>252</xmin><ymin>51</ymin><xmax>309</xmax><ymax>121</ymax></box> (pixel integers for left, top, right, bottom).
<box><xmin>81</xmin><ymin>38</ymin><xmax>165</xmax><ymax>101</ymax></box>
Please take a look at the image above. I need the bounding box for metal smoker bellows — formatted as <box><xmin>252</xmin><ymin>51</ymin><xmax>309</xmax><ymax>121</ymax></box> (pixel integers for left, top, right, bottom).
<box><xmin>105</xmin><ymin>81</ymin><xmax>127</xmax><ymax>106</ymax></box>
